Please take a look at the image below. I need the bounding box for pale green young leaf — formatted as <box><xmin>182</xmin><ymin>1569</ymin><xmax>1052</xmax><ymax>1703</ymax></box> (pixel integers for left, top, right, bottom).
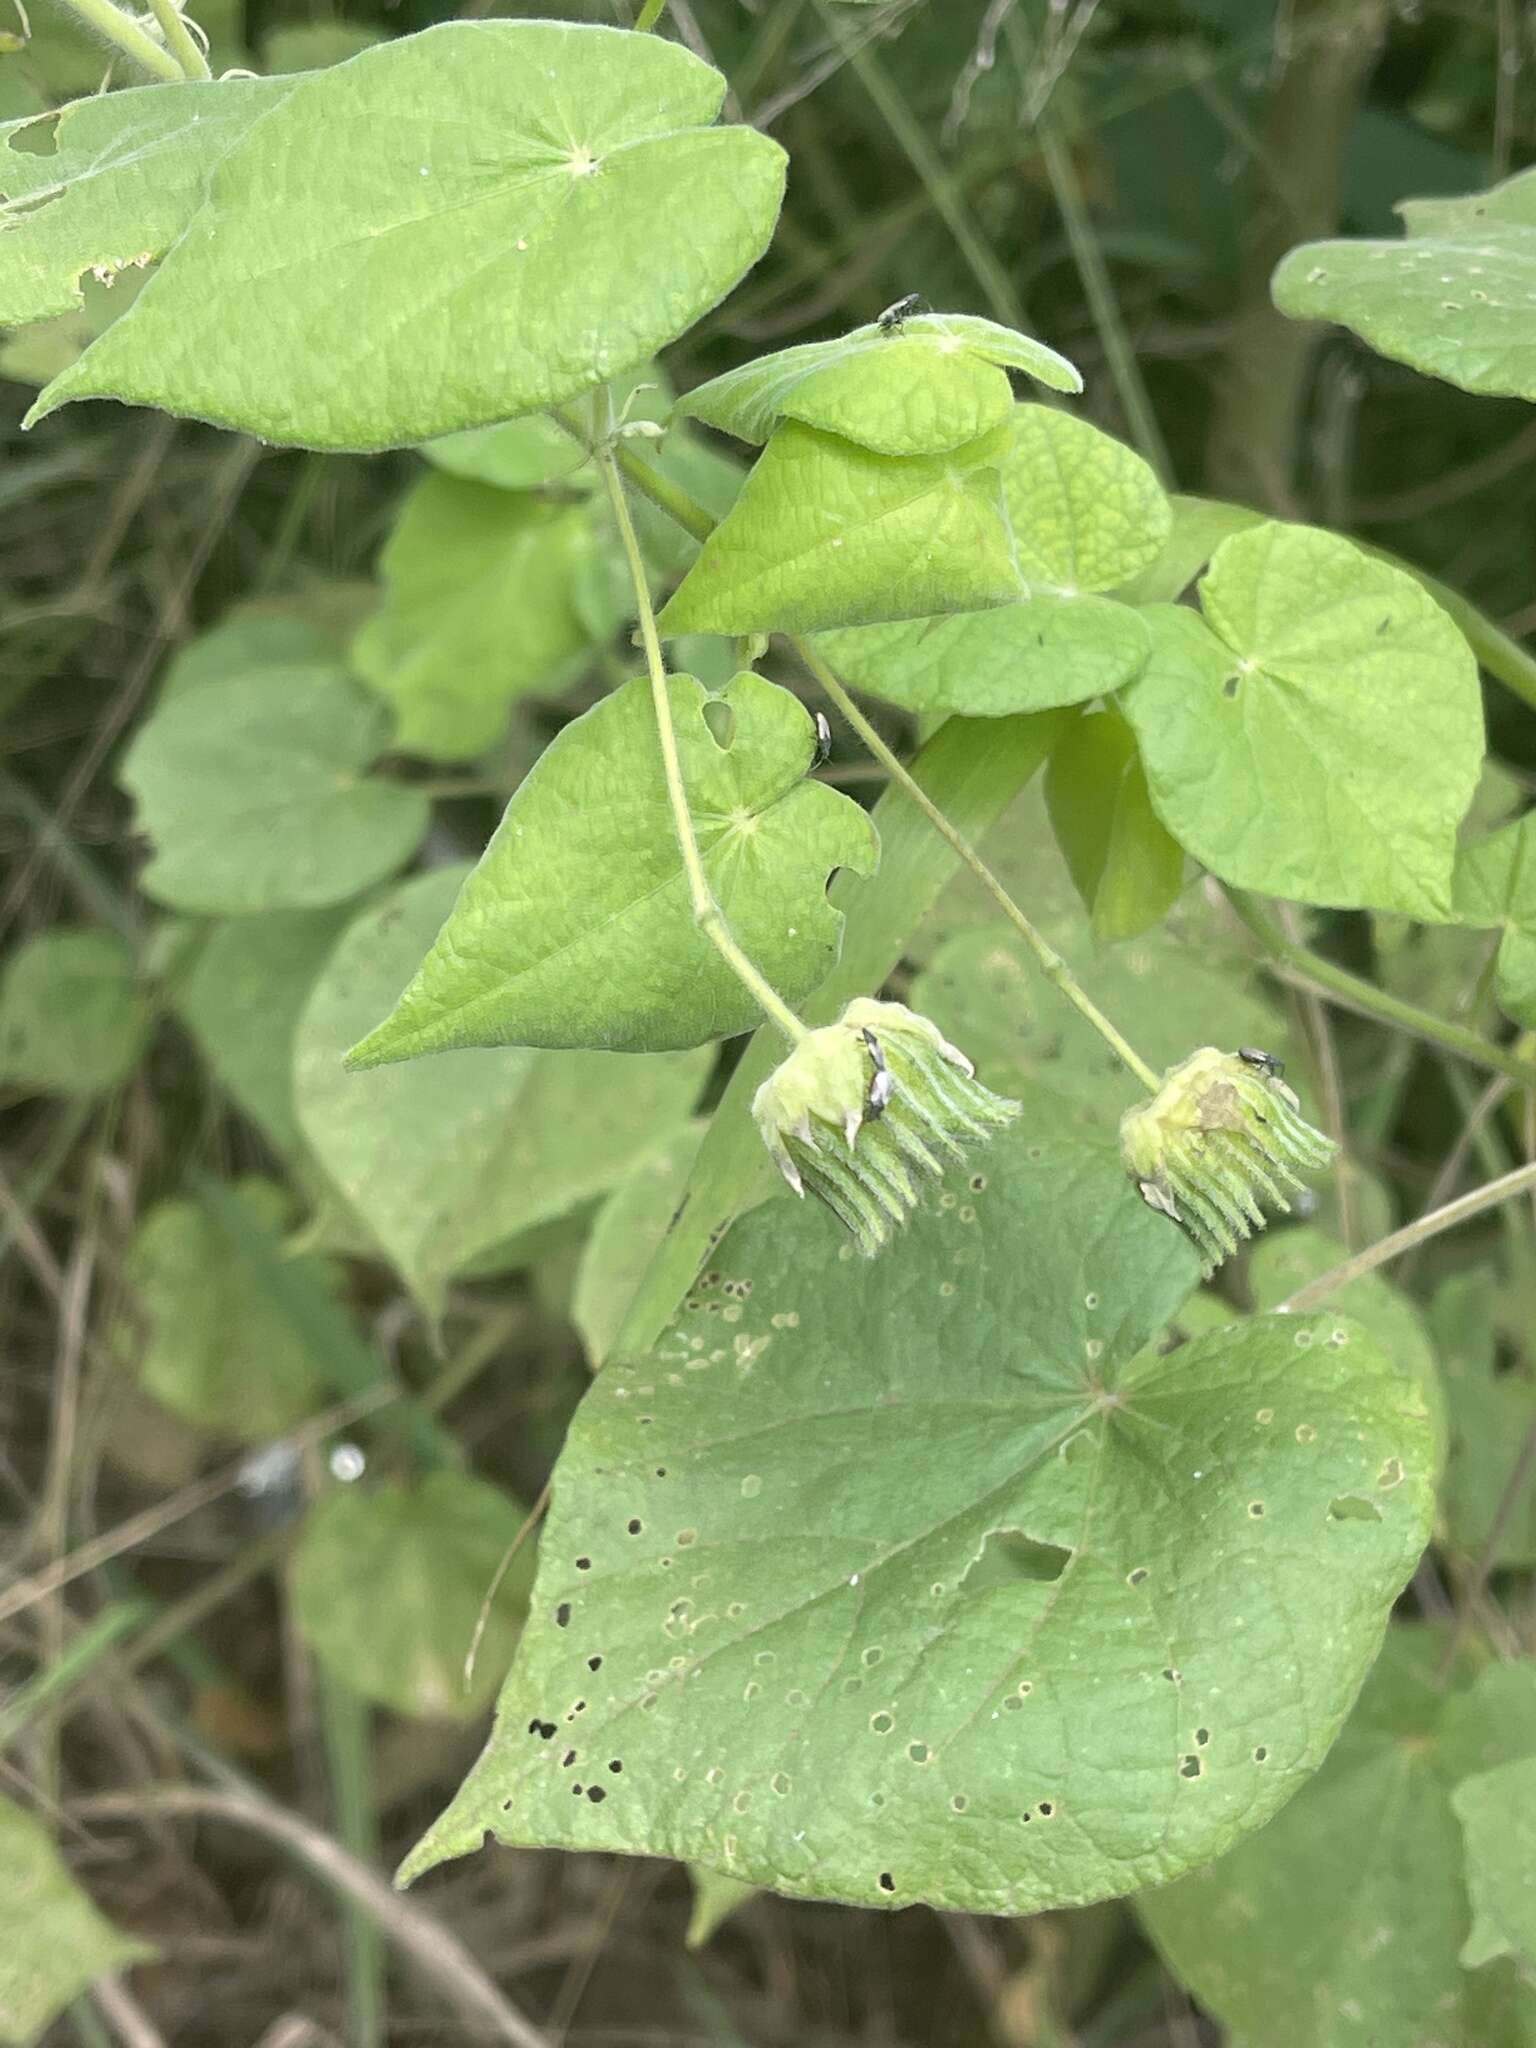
<box><xmin>400</xmin><ymin>1127</ymin><xmax>1432</xmax><ymax>1910</ymax></box>
<box><xmin>1122</xmin><ymin>524</ymin><xmax>1483</xmax><ymax>918</ymax></box>
<box><xmin>344</xmin><ymin>675</ymin><xmax>878</xmax><ymax>1064</ymax></box>
<box><xmin>1272</xmin><ymin>167</ymin><xmax>1536</xmax><ymax>401</ymax></box>
<box><xmin>574</xmin><ymin>1124</ymin><xmax>707</xmax><ymax>1368</ymax></box>
<box><xmin>0</xmin><ymin>928</ymin><xmax>149</xmax><ymax>1096</ymax></box>
<box><xmin>678</xmin><ymin>313</ymin><xmax>1079</xmax><ymax>456</ymax></box>
<box><xmin>658</xmin><ymin>421</ymin><xmax>1020</xmax><ymax>637</ymax></box>
<box><xmin>1454</xmin><ymin>1759</ymin><xmax>1536</xmax><ymax>1969</ymax></box>
<box><xmin>1452</xmin><ymin>812</ymin><xmax>1536</xmax><ymax>1028</ymax></box>
<box><xmin>122</xmin><ymin>1179</ymin><xmax>333</xmax><ymax>1440</ymax></box>
<box><xmin>173</xmin><ymin>908</ymin><xmax>353</xmax><ymax>1156</ymax></box>
<box><xmin>1044</xmin><ymin>708</ymin><xmax>1184</xmax><ymax>943</ymax></box>
<box><xmin>295</xmin><ymin>868</ymin><xmax>712</xmax><ymax>1315</ymax></box>
<box><xmin>291</xmin><ymin>1472</ymin><xmax>535</xmax><ymax>1719</ymax></box>
<box><xmin>352</xmin><ymin>478</ymin><xmax>592</xmax><ymax>761</ymax></box>
<box><xmin>815</xmin><ymin>407</ymin><xmax>1165</xmax><ymax>714</ymax></box>
<box><xmin>0</xmin><ymin>77</ymin><xmax>290</xmax><ymax>327</ymax></box>
<box><xmin>31</xmin><ymin>24</ymin><xmax>787</xmax><ymax>449</ymax></box>
<box><xmin>1429</xmin><ymin>1270</ymin><xmax>1536</xmax><ymax>1569</ymax></box>
<box><xmin>0</xmin><ymin>1796</ymin><xmax>150</xmax><ymax>2046</ymax></box>
<box><xmin>120</xmin><ymin>663</ymin><xmax>429</xmax><ymax>914</ymax></box>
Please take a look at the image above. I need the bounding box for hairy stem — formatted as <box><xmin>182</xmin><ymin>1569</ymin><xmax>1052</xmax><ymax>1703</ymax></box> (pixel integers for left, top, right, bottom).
<box><xmin>51</xmin><ymin>0</ymin><xmax>185</xmax><ymax>78</ymax></box>
<box><xmin>796</xmin><ymin>641</ymin><xmax>1163</xmax><ymax>1094</ymax></box>
<box><xmin>597</xmin><ymin>449</ymin><xmax>809</xmax><ymax>1046</ymax></box>
<box><xmin>1225</xmin><ymin>889</ymin><xmax>1536</xmax><ymax>1092</ymax></box>
<box><xmin>145</xmin><ymin>0</ymin><xmax>208</xmax><ymax>78</ymax></box>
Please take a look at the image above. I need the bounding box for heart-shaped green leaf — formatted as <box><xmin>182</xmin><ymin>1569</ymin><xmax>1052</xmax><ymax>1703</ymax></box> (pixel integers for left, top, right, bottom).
<box><xmin>400</xmin><ymin>1126</ymin><xmax>1433</xmax><ymax>1911</ymax></box>
<box><xmin>0</xmin><ymin>928</ymin><xmax>150</xmax><ymax>1096</ymax></box>
<box><xmin>344</xmin><ymin>673</ymin><xmax>878</xmax><ymax>1063</ymax></box>
<box><xmin>658</xmin><ymin>421</ymin><xmax>1020</xmax><ymax>636</ymax></box>
<box><xmin>291</xmin><ymin>1471</ymin><xmax>536</xmax><ymax>1719</ymax></box>
<box><xmin>353</xmin><ymin>477</ymin><xmax>594</xmax><ymax>760</ymax></box>
<box><xmin>0</xmin><ymin>1796</ymin><xmax>151</xmax><ymax>2044</ymax></box>
<box><xmin>1122</xmin><ymin>523</ymin><xmax>1483</xmax><ymax>919</ymax></box>
<box><xmin>678</xmin><ymin>312</ymin><xmax>1079</xmax><ymax>456</ymax></box>
<box><xmin>295</xmin><ymin>867</ymin><xmax>712</xmax><ymax>1314</ymax></box>
<box><xmin>815</xmin><ymin>407</ymin><xmax>1165</xmax><ymax>714</ymax></box>
<box><xmin>30</xmin><ymin>24</ymin><xmax>787</xmax><ymax>449</ymax></box>
<box><xmin>121</xmin><ymin>662</ymin><xmax>429</xmax><ymax>915</ymax></box>
<box><xmin>1272</xmin><ymin>168</ymin><xmax>1536</xmax><ymax>400</ymax></box>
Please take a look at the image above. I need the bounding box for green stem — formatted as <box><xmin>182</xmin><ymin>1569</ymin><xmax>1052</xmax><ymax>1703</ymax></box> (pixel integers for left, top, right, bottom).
<box><xmin>317</xmin><ymin>1668</ymin><xmax>385</xmax><ymax>2048</ymax></box>
<box><xmin>1225</xmin><ymin>888</ymin><xmax>1536</xmax><ymax>1092</ymax></box>
<box><xmin>634</xmin><ymin>0</ymin><xmax>667</xmax><ymax>28</ymax></box>
<box><xmin>597</xmin><ymin>449</ymin><xmax>810</xmax><ymax>1046</ymax></box>
<box><xmin>617</xmin><ymin>440</ymin><xmax>713</xmax><ymax>542</ymax></box>
<box><xmin>50</xmin><ymin>0</ymin><xmax>184</xmax><ymax>78</ymax></box>
<box><xmin>796</xmin><ymin>640</ymin><xmax>1164</xmax><ymax>1094</ymax></box>
<box><xmin>145</xmin><ymin>0</ymin><xmax>208</xmax><ymax>78</ymax></box>
<box><xmin>0</xmin><ymin>1598</ymin><xmax>152</xmax><ymax>1746</ymax></box>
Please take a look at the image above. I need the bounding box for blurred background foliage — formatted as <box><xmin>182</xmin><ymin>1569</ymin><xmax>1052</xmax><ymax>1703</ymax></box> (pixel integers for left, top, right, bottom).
<box><xmin>3</xmin><ymin>1</ymin><xmax>1534</xmax><ymax>2043</ymax></box>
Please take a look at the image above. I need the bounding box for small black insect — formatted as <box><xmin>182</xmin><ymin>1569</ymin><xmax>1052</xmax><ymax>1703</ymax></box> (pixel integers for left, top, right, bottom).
<box><xmin>877</xmin><ymin>292</ymin><xmax>923</xmax><ymax>333</ymax></box>
<box><xmin>812</xmin><ymin>710</ymin><xmax>833</xmax><ymax>771</ymax></box>
<box><xmin>1238</xmin><ymin>1046</ymin><xmax>1285</xmax><ymax>1081</ymax></box>
<box><xmin>861</xmin><ymin>1027</ymin><xmax>894</xmax><ymax>1119</ymax></box>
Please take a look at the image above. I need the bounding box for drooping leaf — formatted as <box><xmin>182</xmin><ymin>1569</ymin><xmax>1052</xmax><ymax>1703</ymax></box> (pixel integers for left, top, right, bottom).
<box><xmin>0</xmin><ymin>1795</ymin><xmax>150</xmax><ymax>2045</ymax></box>
<box><xmin>29</xmin><ymin>24</ymin><xmax>787</xmax><ymax>449</ymax></box>
<box><xmin>815</xmin><ymin>407</ymin><xmax>1166</xmax><ymax>714</ymax></box>
<box><xmin>1430</xmin><ymin>1270</ymin><xmax>1536</xmax><ymax>1570</ymax></box>
<box><xmin>121</xmin><ymin>1178</ymin><xmax>333</xmax><ymax>1440</ymax></box>
<box><xmin>1272</xmin><ymin>167</ymin><xmax>1536</xmax><ymax>401</ymax></box>
<box><xmin>1452</xmin><ymin>812</ymin><xmax>1536</xmax><ymax>1028</ymax></box>
<box><xmin>1454</xmin><ymin>1758</ymin><xmax>1536</xmax><ymax>1969</ymax></box>
<box><xmin>290</xmin><ymin>1471</ymin><xmax>535</xmax><ymax>1718</ymax></box>
<box><xmin>677</xmin><ymin>312</ymin><xmax>1080</xmax><ymax>456</ymax></box>
<box><xmin>574</xmin><ymin>1124</ymin><xmax>707</xmax><ymax>1367</ymax></box>
<box><xmin>400</xmin><ymin>1126</ymin><xmax>1433</xmax><ymax>1911</ymax></box>
<box><xmin>0</xmin><ymin>928</ymin><xmax>150</xmax><ymax>1096</ymax></box>
<box><xmin>294</xmin><ymin>867</ymin><xmax>712</xmax><ymax>1315</ymax></box>
<box><xmin>1044</xmin><ymin>708</ymin><xmax>1184</xmax><ymax>942</ymax></box>
<box><xmin>120</xmin><ymin>663</ymin><xmax>429</xmax><ymax>914</ymax></box>
<box><xmin>1140</xmin><ymin>1636</ymin><xmax>1536</xmax><ymax>2048</ymax></box>
<box><xmin>1121</xmin><ymin>523</ymin><xmax>1483</xmax><ymax>919</ymax></box>
<box><xmin>658</xmin><ymin>420</ymin><xmax>1020</xmax><ymax>637</ymax></box>
<box><xmin>352</xmin><ymin>477</ymin><xmax>593</xmax><ymax>760</ymax></box>
<box><xmin>344</xmin><ymin>674</ymin><xmax>878</xmax><ymax>1064</ymax></box>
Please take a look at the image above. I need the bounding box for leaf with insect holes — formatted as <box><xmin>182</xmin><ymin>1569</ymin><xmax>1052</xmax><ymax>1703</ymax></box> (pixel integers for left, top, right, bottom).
<box><xmin>0</xmin><ymin>78</ymin><xmax>292</xmax><ymax>329</ymax></box>
<box><xmin>1140</xmin><ymin>1633</ymin><xmax>1536</xmax><ymax>2048</ymax></box>
<box><xmin>815</xmin><ymin>407</ymin><xmax>1166</xmax><ymax>714</ymax></box>
<box><xmin>1044</xmin><ymin>708</ymin><xmax>1183</xmax><ymax>943</ymax></box>
<box><xmin>0</xmin><ymin>1797</ymin><xmax>151</xmax><ymax>2042</ymax></box>
<box><xmin>658</xmin><ymin>420</ymin><xmax>1021</xmax><ymax>637</ymax></box>
<box><xmin>343</xmin><ymin>673</ymin><xmax>878</xmax><ymax>1063</ymax></box>
<box><xmin>399</xmin><ymin>1124</ymin><xmax>1433</xmax><ymax>1912</ymax></box>
<box><xmin>353</xmin><ymin>476</ymin><xmax>596</xmax><ymax>761</ymax></box>
<box><xmin>1272</xmin><ymin>167</ymin><xmax>1536</xmax><ymax>401</ymax></box>
<box><xmin>1121</xmin><ymin>523</ymin><xmax>1483</xmax><ymax>919</ymax></box>
<box><xmin>0</xmin><ymin>928</ymin><xmax>150</xmax><ymax>1096</ymax></box>
<box><xmin>678</xmin><ymin>313</ymin><xmax>1080</xmax><ymax>456</ymax></box>
<box><xmin>28</xmin><ymin>23</ymin><xmax>786</xmax><ymax>449</ymax></box>
<box><xmin>291</xmin><ymin>1472</ymin><xmax>536</xmax><ymax>1719</ymax></box>
<box><xmin>294</xmin><ymin>868</ymin><xmax>712</xmax><ymax>1316</ymax></box>
<box><xmin>120</xmin><ymin>663</ymin><xmax>429</xmax><ymax>915</ymax></box>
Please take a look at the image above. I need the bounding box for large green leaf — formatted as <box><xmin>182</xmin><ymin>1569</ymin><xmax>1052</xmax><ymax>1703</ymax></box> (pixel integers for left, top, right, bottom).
<box><xmin>291</xmin><ymin>1471</ymin><xmax>535</xmax><ymax>1719</ymax></box>
<box><xmin>0</xmin><ymin>77</ymin><xmax>290</xmax><ymax>327</ymax></box>
<box><xmin>574</xmin><ymin>1124</ymin><xmax>707</xmax><ymax>1368</ymax></box>
<box><xmin>678</xmin><ymin>313</ymin><xmax>1080</xmax><ymax>456</ymax></box>
<box><xmin>122</xmin><ymin>1179</ymin><xmax>333</xmax><ymax>1440</ymax></box>
<box><xmin>1121</xmin><ymin>523</ymin><xmax>1483</xmax><ymax>919</ymax></box>
<box><xmin>294</xmin><ymin>867</ymin><xmax>712</xmax><ymax>1314</ymax></box>
<box><xmin>344</xmin><ymin>674</ymin><xmax>878</xmax><ymax>1064</ymax></box>
<box><xmin>1272</xmin><ymin>168</ymin><xmax>1536</xmax><ymax>400</ymax></box>
<box><xmin>0</xmin><ymin>928</ymin><xmax>149</xmax><ymax>1096</ymax></box>
<box><xmin>353</xmin><ymin>477</ymin><xmax>593</xmax><ymax>760</ymax></box>
<box><xmin>1455</xmin><ymin>1758</ymin><xmax>1536</xmax><ymax>1969</ymax></box>
<box><xmin>1141</xmin><ymin>1636</ymin><xmax>1536</xmax><ymax>2048</ymax></box>
<box><xmin>0</xmin><ymin>1796</ymin><xmax>150</xmax><ymax>2045</ymax></box>
<box><xmin>658</xmin><ymin>421</ymin><xmax>1020</xmax><ymax>637</ymax></box>
<box><xmin>401</xmin><ymin>1126</ymin><xmax>1433</xmax><ymax>1910</ymax></box>
<box><xmin>120</xmin><ymin>662</ymin><xmax>429</xmax><ymax>914</ymax></box>
<box><xmin>1452</xmin><ymin>812</ymin><xmax>1536</xmax><ymax>1029</ymax></box>
<box><xmin>29</xmin><ymin>24</ymin><xmax>787</xmax><ymax>448</ymax></box>
<box><xmin>814</xmin><ymin>408</ymin><xmax>1165</xmax><ymax>714</ymax></box>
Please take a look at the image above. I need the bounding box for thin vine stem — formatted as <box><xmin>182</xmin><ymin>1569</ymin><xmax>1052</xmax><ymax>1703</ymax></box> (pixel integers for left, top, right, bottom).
<box><xmin>53</xmin><ymin>0</ymin><xmax>185</xmax><ymax>78</ymax></box>
<box><xmin>596</xmin><ymin>448</ymin><xmax>810</xmax><ymax>1046</ymax></box>
<box><xmin>795</xmin><ymin>640</ymin><xmax>1164</xmax><ymax>1094</ymax></box>
<box><xmin>634</xmin><ymin>0</ymin><xmax>668</xmax><ymax>29</ymax></box>
<box><xmin>1225</xmin><ymin>888</ymin><xmax>1536</xmax><ymax>1092</ymax></box>
<box><xmin>145</xmin><ymin>0</ymin><xmax>209</xmax><ymax>78</ymax></box>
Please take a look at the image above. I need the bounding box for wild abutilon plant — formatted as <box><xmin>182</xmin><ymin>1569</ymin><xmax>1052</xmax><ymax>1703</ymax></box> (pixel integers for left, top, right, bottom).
<box><xmin>1119</xmin><ymin>1045</ymin><xmax>1337</xmax><ymax>1274</ymax></box>
<box><xmin>751</xmin><ymin>997</ymin><xmax>1019</xmax><ymax>1254</ymax></box>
